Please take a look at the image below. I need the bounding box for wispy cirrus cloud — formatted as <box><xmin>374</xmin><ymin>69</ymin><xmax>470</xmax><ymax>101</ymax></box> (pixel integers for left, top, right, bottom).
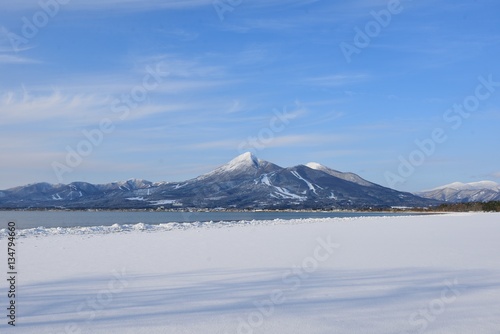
<box><xmin>189</xmin><ymin>134</ymin><xmax>353</xmax><ymax>150</ymax></box>
<box><xmin>0</xmin><ymin>51</ymin><xmax>235</xmax><ymax>125</ymax></box>
<box><xmin>0</xmin><ymin>0</ymin><xmax>498</xmax><ymax>191</ymax></box>
<box><xmin>0</xmin><ymin>0</ymin><xmax>324</xmax><ymax>14</ymax></box>
<box><xmin>0</xmin><ymin>0</ymin><xmax>212</xmax><ymax>12</ymax></box>
<box><xmin>156</xmin><ymin>28</ymin><xmax>199</xmax><ymax>42</ymax></box>
<box><xmin>0</xmin><ymin>54</ymin><xmax>40</xmax><ymax>64</ymax></box>
<box><xmin>304</xmin><ymin>74</ymin><xmax>369</xmax><ymax>87</ymax></box>
<box><xmin>0</xmin><ymin>89</ymin><xmax>110</xmax><ymax>125</ymax></box>
<box><xmin>134</xmin><ymin>54</ymin><xmax>226</xmax><ymax>79</ymax></box>
<box><xmin>236</xmin><ymin>44</ymin><xmax>272</xmax><ymax>65</ymax></box>
<box><xmin>0</xmin><ymin>87</ymin><xmax>218</xmax><ymax>126</ymax></box>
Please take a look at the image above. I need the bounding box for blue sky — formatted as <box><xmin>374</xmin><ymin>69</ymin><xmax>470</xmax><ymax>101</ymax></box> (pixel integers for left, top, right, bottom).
<box><xmin>0</xmin><ymin>0</ymin><xmax>499</xmax><ymax>192</ymax></box>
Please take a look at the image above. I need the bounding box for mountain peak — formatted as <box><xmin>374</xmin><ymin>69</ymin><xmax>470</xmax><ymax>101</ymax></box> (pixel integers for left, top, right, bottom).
<box><xmin>306</xmin><ymin>162</ymin><xmax>375</xmax><ymax>187</ymax></box>
<box><xmin>226</xmin><ymin>152</ymin><xmax>259</xmax><ymax>170</ymax></box>
<box><xmin>306</xmin><ymin>162</ymin><xmax>327</xmax><ymax>170</ymax></box>
<box><xmin>197</xmin><ymin>152</ymin><xmax>261</xmax><ymax>180</ymax></box>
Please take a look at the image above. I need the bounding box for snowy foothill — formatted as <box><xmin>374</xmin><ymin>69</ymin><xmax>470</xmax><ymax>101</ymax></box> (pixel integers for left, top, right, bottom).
<box><xmin>1</xmin><ymin>213</ymin><xmax>500</xmax><ymax>333</ymax></box>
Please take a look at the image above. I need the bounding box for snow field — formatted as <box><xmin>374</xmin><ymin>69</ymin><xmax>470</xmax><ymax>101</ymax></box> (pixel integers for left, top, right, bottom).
<box><xmin>0</xmin><ymin>212</ymin><xmax>499</xmax><ymax>333</ymax></box>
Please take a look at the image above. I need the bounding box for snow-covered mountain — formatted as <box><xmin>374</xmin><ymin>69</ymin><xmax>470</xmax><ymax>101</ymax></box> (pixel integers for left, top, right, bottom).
<box><xmin>0</xmin><ymin>153</ymin><xmax>437</xmax><ymax>209</ymax></box>
<box><xmin>196</xmin><ymin>152</ymin><xmax>282</xmax><ymax>181</ymax></box>
<box><xmin>305</xmin><ymin>162</ymin><xmax>376</xmax><ymax>187</ymax></box>
<box><xmin>418</xmin><ymin>181</ymin><xmax>500</xmax><ymax>202</ymax></box>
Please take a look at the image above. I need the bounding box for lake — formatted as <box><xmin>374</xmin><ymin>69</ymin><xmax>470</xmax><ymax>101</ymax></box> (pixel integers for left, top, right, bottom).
<box><xmin>0</xmin><ymin>210</ymin><xmax>424</xmax><ymax>230</ymax></box>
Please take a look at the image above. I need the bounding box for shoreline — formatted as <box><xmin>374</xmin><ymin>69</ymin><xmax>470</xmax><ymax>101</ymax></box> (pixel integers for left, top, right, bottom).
<box><xmin>0</xmin><ymin>207</ymin><xmax>444</xmax><ymax>213</ymax></box>
<box><xmin>1</xmin><ymin>211</ymin><xmax>484</xmax><ymax>240</ymax></box>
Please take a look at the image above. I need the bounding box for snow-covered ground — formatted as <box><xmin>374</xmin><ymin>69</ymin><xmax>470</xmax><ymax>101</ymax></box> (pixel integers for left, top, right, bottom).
<box><xmin>1</xmin><ymin>213</ymin><xmax>500</xmax><ymax>333</ymax></box>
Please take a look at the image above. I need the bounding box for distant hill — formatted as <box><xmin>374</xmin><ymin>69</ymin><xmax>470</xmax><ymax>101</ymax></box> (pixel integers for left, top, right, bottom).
<box><xmin>417</xmin><ymin>181</ymin><xmax>500</xmax><ymax>203</ymax></box>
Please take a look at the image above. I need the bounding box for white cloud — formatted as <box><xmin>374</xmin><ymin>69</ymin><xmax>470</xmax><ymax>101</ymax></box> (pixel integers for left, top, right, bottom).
<box><xmin>0</xmin><ymin>54</ymin><xmax>40</xmax><ymax>64</ymax></box>
<box><xmin>0</xmin><ymin>51</ymin><xmax>233</xmax><ymax>125</ymax></box>
<box><xmin>157</xmin><ymin>28</ymin><xmax>199</xmax><ymax>42</ymax></box>
<box><xmin>2</xmin><ymin>0</ymin><xmax>323</xmax><ymax>12</ymax></box>
<box><xmin>189</xmin><ymin>134</ymin><xmax>351</xmax><ymax>151</ymax></box>
<box><xmin>0</xmin><ymin>88</ymin><xmax>111</xmax><ymax>125</ymax></box>
<box><xmin>190</xmin><ymin>140</ymin><xmax>239</xmax><ymax>150</ymax></box>
<box><xmin>144</xmin><ymin>55</ymin><xmax>225</xmax><ymax>79</ymax></box>
<box><xmin>0</xmin><ymin>0</ymin><xmax>213</xmax><ymax>12</ymax></box>
<box><xmin>305</xmin><ymin>74</ymin><xmax>369</xmax><ymax>87</ymax></box>
<box><xmin>0</xmin><ymin>87</ymin><xmax>218</xmax><ymax>126</ymax></box>
<box><xmin>236</xmin><ymin>45</ymin><xmax>270</xmax><ymax>65</ymax></box>
<box><xmin>268</xmin><ymin>134</ymin><xmax>350</xmax><ymax>148</ymax></box>
<box><xmin>227</xmin><ymin>100</ymin><xmax>243</xmax><ymax>113</ymax></box>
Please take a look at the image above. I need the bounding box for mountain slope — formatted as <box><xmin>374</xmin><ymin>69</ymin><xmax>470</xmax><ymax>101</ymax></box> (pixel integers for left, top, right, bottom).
<box><xmin>418</xmin><ymin>181</ymin><xmax>500</xmax><ymax>202</ymax></box>
<box><xmin>305</xmin><ymin>162</ymin><xmax>377</xmax><ymax>187</ymax></box>
<box><xmin>0</xmin><ymin>153</ymin><xmax>437</xmax><ymax>209</ymax></box>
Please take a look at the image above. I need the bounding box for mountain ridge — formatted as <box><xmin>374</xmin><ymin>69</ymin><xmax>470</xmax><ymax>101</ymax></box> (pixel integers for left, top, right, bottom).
<box><xmin>418</xmin><ymin>180</ymin><xmax>500</xmax><ymax>203</ymax></box>
<box><xmin>0</xmin><ymin>152</ymin><xmax>437</xmax><ymax>209</ymax></box>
